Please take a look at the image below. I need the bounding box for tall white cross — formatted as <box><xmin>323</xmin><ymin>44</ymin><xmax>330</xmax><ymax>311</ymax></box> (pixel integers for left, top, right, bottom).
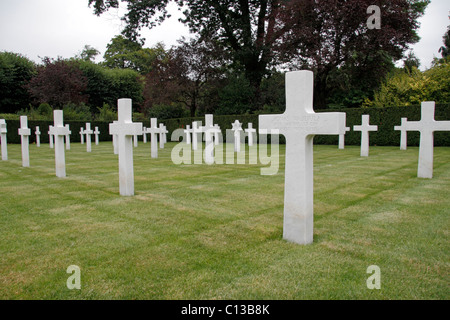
<box><xmin>146</xmin><ymin>118</ymin><xmax>160</xmax><ymax>158</ymax></box>
<box><xmin>245</xmin><ymin>123</ymin><xmax>257</xmax><ymax>147</ymax></box>
<box><xmin>18</xmin><ymin>116</ymin><xmax>31</xmax><ymax>167</ymax></box>
<box><xmin>49</xmin><ymin>110</ymin><xmax>70</xmax><ymax>178</ymax></box>
<box><xmin>0</xmin><ymin>119</ymin><xmax>7</xmax><ymax>160</ymax></box>
<box><xmin>65</xmin><ymin>124</ymin><xmax>71</xmax><ymax>150</ymax></box>
<box><xmin>353</xmin><ymin>114</ymin><xmax>378</xmax><ymax>157</ymax></box>
<box><xmin>84</xmin><ymin>123</ymin><xmax>93</xmax><ymax>152</ymax></box>
<box><xmin>184</xmin><ymin>125</ymin><xmax>192</xmax><ymax>145</ymax></box>
<box><xmin>109</xmin><ymin>98</ymin><xmax>143</xmax><ymax>196</ymax></box>
<box><xmin>259</xmin><ymin>70</ymin><xmax>346</xmax><ymax>245</ymax></box>
<box><xmin>231</xmin><ymin>120</ymin><xmax>243</xmax><ymax>152</ymax></box>
<box><xmin>94</xmin><ymin>126</ymin><xmax>100</xmax><ymax>145</ymax></box>
<box><xmin>404</xmin><ymin>101</ymin><xmax>450</xmax><ymax>178</ymax></box>
<box><xmin>394</xmin><ymin>117</ymin><xmax>408</xmax><ymax>150</ymax></box>
<box><xmin>79</xmin><ymin>127</ymin><xmax>85</xmax><ymax>144</ymax></box>
<box><xmin>48</xmin><ymin>126</ymin><xmax>54</xmax><ymax>149</ymax></box>
<box><xmin>35</xmin><ymin>126</ymin><xmax>41</xmax><ymax>147</ymax></box>
<box><xmin>338</xmin><ymin>126</ymin><xmax>350</xmax><ymax>149</ymax></box>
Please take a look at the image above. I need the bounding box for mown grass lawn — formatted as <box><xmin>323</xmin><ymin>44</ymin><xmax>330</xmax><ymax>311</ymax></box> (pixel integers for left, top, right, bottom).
<box><xmin>0</xmin><ymin>141</ymin><xmax>448</xmax><ymax>299</ymax></box>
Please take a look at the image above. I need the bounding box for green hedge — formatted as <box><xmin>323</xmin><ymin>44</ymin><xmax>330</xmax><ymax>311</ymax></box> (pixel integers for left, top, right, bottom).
<box><xmin>2</xmin><ymin>104</ymin><xmax>449</xmax><ymax>146</ymax></box>
<box><xmin>164</xmin><ymin>104</ymin><xmax>450</xmax><ymax>147</ymax></box>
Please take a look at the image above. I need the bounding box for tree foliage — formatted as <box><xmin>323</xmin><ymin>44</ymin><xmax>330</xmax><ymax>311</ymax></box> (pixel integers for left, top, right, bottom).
<box><xmin>89</xmin><ymin>0</ymin><xmax>429</xmax><ymax>110</ymax></box>
<box><xmin>364</xmin><ymin>58</ymin><xmax>450</xmax><ymax>108</ymax></box>
<box><xmin>0</xmin><ymin>52</ymin><xmax>36</xmax><ymax>113</ymax></box>
<box><xmin>143</xmin><ymin>36</ymin><xmax>226</xmax><ymax>116</ymax></box>
<box><xmin>103</xmin><ymin>35</ymin><xmax>166</xmax><ymax>74</ymax></box>
<box><xmin>26</xmin><ymin>57</ymin><xmax>88</xmax><ymax>109</ymax></box>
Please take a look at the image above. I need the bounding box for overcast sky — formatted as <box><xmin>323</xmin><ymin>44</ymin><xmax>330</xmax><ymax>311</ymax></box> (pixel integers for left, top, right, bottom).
<box><xmin>0</xmin><ymin>0</ymin><xmax>449</xmax><ymax>70</ymax></box>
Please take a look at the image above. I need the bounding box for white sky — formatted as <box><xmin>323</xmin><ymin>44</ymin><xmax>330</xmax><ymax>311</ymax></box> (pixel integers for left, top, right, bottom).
<box><xmin>0</xmin><ymin>0</ymin><xmax>449</xmax><ymax>70</ymax></box>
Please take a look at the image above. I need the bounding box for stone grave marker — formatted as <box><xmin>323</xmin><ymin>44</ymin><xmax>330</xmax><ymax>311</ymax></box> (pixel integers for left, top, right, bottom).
<box><xmin>403</xmin><ymin>101</ymin><xmax>450</xmax><ymax>178</ymax></box>
<box><xmin>94</xmin><ymin>126</ymin><xmax>100</xmax><ymax>145</ymax></box>
<box><xmin>35</xmin><ymin>126</ymin><xmax>41</xmax><ymax>147</ymax></box>
<box><xmin>49</xmin><ymin>110</ymin><xmax>70</xmax><ymax>177</ymax></box>
<box><xmin>0</xmin><ymin>119</ymin><xmax>7</xmax><ymax>160</ymax></box>
<box><xmin>231</xmin><ymin>120</ymin><xmax>243</xmax><ymax>152</ymax></box>
<box><xmin>338</xmin><ymin>126</ymin><xmax>350</xmax><ymax>149</ymax></box>
<box><xmin>259</xmin><ymin>70</ymin><xmax>346</xmax><ymax>245</ymax></box>
<box><xmin>84</xmin><ymin>123</ymin><xmax>93</xmax><ymax>152</ymax></box>
<box><xmin>109</xmin><ymin>98</ymin><xmax>143</xmax><ymax>196</ymax></box>
<box><xmin>394</xmin><ymin>117</ymin><xmax>408</xmax><ymax>150</ymax></box>
<box><xmin>65</xmin><ymin>124</ymin><xmax>71</xmax><ymax>150</ymax></box>
<box><xmin>353</xmin><ymin>114</ymin><xmax>378</xmax><ymax>157</ymax></box>
<box><xmin>18</xmin><ymin>116</ymin><xmax>31</xmax><ymax>167</ymax></box>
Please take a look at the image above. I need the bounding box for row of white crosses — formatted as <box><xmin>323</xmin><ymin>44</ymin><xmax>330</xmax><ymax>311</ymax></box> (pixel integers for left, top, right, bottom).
<box><xmin>78</xmin><ymin>124</ymin><xmax>100</xmax><ymax>151</ymax></box>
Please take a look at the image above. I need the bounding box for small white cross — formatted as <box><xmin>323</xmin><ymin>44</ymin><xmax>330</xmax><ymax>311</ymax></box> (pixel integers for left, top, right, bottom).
<box><xmin>18</xmin><ymin>116</ymin><xmax>31</xmax><ymax>167</ymax></box>
<box><xmin>353</xmin><ymin>114</ymin><xmax>378</xmax><ymax>157</ymax></box>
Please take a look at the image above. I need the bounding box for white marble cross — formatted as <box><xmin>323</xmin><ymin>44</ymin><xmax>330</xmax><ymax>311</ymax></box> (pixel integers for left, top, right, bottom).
<box><xmin>94</xmin><ymin>126</ymin><xmax>100</xmax><ymax>145</ymax></box>
<box><xmin>146</xmin><ymin>118</ymin><xmax>160</xmax><ymax>158</ymax></box>
<box><xmin>142</xmin><ymin>127</ymin><xmax>147</xmax><ymax>143</ymax></box>
<box><xmin>0</xmin><ymin>119</ymin><xmax>7</xmax><ymax>160</ymax></box>
<box><xmin>259</xmin><ymin>70</ymin><xmax>346</xmax><ymax>245</ymax></box>
<box><xmin>213</xmin><ymin>124</ymin><xmax>221</xmax><ymax>146</ymax></box>
<box><xmin>403</xmin><ymin>101</ymin><xmax>450</xmax><ymax>178</ymax></box>
<box><xmin>84</xmin><ymin>123</ymin><xmax>93</xmax><ymax>152</ymax></box>
<box><xmin>192</xmin><ymin>121</ymin><xmax>203</xmax><ymax>151</ymax></box>
<box><xmin>65</xmin><ymin>124</ymin><xmax>71</xmax><ymax>150</ymax></box>
<box><xmin>353</xmin><ymin>114</ymin><xmax>378</xmax><ymax>157</ymax></box>
<box><xmin>112</xmin><ymin>121</ymin><xmax>118</xmax><ymax>155</ymax></box>
<box><xmin>79</xmin><ymin>127</ymin><xmax>85</xmax><ymax>144</ymax></box>
<box><xmin>338</xmin><ymin>126</ymin><xmax>350</xmax><ymax>149</ymax></box>
<box><xmin>203</xmin><ymin>114</ymin><xmax>215</xmax><ymax>164</ymax></box>
<box><xmin>35</xmin><ymin>126</ymin><xmax>41</xmax><ymax>147</ymax></box>
<box><xmin>245</xmin><ymin>123</ymin><xmax>257</xmax><ymax>147</ymax></box>
<box><xmin>394</xmin><ymin>117</ymin><xmax>408</xmax><ymax>150</ymax></box>
<box><xmin>184</xmin><ymin>125</ymin><xmax>192</xmax><ymax>145</ymax></box>
<box><xmin>48</xmin><ymin>126</ymin><xmax>54</xmax><ymax>149</ymax></box>
<box><xmin>49</xmin><ymin>110</ymin><xmax>70</xmax><ymax>177</ymax></box>
<box><xmin>159</xmin><ymin>124</ymin><xmax>168</xmax><ymax>148</ymax></box>
<box><xmin>133</xmin><ymin>134</ymin><xmax>139</xmax><ymax>147</ymax></box>
<box><xmin>18</xmin><ymin>116</ymin><xmax>31</xmax><ymax>167</ymax></box>
<box><xmin>109</xmin><ymin>98</ymin><xmax>143</xmax><ymax>196</ymax></box>
<box><xmin>162</xmin><ymin>125</ymin><xmax>168</xmax><ymax>144</ymax></box>
<box><xmin>231</xmin><ymin>120</ymin><xmax>243</xmax><ymax>152</ymax></box>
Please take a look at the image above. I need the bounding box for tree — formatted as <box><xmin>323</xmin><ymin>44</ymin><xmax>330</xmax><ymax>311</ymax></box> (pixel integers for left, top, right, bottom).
<box><xmin>280</xmin><ymin>0</ymin><xmax>429</xmax><ymax>108</ymax></box>
<box><xmin>438</xmin><ymin>26</ymin><xmax>450</xmax><ymax>59</ymax></box>
<box><xmin>26</xmin><ymin>57</ymin><xmax>88</xmax><ymax>108</ymax></box>
<box><xmin>143</xmin><ymin>36</ymin><xmax>226</xmax><ymax>116</ymax></box>
<box><xmin>0</xmin><ymin>52</ymin><xmax>36</xmax><ymax>113</ymax></box>
<box><xmin>103</xmin><ymin>35</ymin><xmax>166</xmax><ymax>74</ymax></box>
<box><xmin>77</xmin><ymin>45</ymin><xmax>101</xmax><ymax>62</ymax></box>
<box><xmin>364</xmin><ymin>58</ymin><xmax>450</xmax><ymax>107</ymax></box>
<box><xmin>403</xmin><ymin>50</ymin><xmax>420</xmax><ymax>73</ymax></box>
<box><xmin>89</xmin><ymin>0</ymin><xmax>429</xmax><ymax>110</ymax></box>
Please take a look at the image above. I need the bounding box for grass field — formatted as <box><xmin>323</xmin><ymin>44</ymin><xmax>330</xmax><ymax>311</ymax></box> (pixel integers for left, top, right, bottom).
<box><xmin>0</xmin><ymin>141</ymin><xmax>448</xmax><ymax>299</ymax></box>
